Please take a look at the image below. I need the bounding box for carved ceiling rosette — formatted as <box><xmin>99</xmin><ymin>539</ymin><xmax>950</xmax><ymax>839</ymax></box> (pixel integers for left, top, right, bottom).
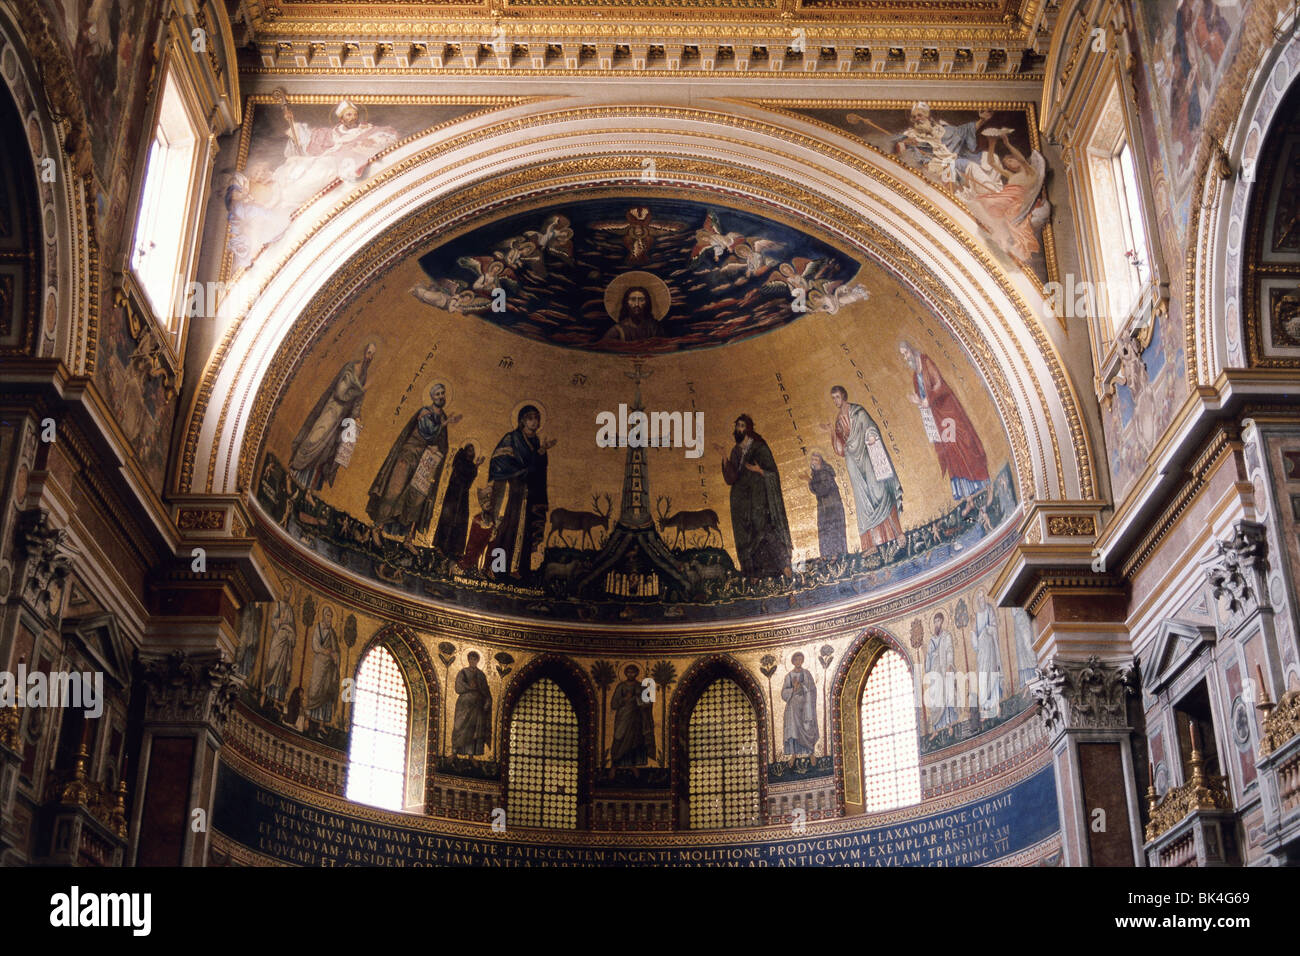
<box><xmin>1031</xmin><ymin>656</ymin><xmax>1135</xmax><ymax>736</ymax></box>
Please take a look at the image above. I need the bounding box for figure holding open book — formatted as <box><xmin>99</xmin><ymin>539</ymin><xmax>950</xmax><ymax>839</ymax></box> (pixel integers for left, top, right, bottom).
<box><xmin>824</xmin><ymin>386</ymin><xmax>903</xmax><ymax>554</ymax></box>
<box><xmin>366</xmin><ymin>383</ymin><xmax>461</xmax><ymax>549</ymax></box>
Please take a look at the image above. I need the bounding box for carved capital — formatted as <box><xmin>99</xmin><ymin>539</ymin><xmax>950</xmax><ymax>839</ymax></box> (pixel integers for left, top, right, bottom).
<box><xmin>15</xmin><ymin>510</ymin><xmax>72</xmax><ymax>619</ymax></box>
<box><xmin>1032</xmin><ymin>656</ymin><xmax>1135</xmax><ymax>736</ymax></box>
<box><xmin>138</xmin><ymin>651</ymin><xmax>241</xmax><ymax>734</ymax></box>
<box><xmin>1202</xmin><ymin>521</ymin><xmax>1268</xmax><ymax>625</ymax></box>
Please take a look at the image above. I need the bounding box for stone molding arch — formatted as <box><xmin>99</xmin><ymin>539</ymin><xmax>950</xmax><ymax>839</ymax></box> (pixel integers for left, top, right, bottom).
<box><xmin>831</xmin><ymin>625</ymin><xmax>915</xmax><ymax>815</ymax></box>
<box><xmin>0</xmin><ymin>4</ymin><xmax>99</xmax><ymax>372</ymax></box>
<box><xmin>349</xmin><ymin>622</ymin><xmax>440</xmax><ymax>812</ymax></box>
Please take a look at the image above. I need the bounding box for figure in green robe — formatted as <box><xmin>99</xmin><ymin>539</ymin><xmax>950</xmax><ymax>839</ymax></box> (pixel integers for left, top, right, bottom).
<box><xmin>610</xmin><ymin>664</ymin><xmax>655</xmax><ymax>767</ymax></box>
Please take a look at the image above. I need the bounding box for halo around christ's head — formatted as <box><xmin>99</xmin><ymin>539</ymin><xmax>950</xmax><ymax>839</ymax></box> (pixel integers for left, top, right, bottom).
<box><xmin>604</xmin><ymin>271</ymin><xmax>672</xmax><ymax>322</ymax></box>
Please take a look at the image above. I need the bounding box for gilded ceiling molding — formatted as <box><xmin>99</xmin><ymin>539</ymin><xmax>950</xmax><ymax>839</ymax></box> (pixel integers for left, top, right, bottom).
<box><xmin>181</xmin><ymin>105</ymin><xmax>1093</xmax><ymax>511</ymax></box>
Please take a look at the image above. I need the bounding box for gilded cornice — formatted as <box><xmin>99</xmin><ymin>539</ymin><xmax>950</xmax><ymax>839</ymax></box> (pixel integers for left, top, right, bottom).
<box><xmin>182</xmin><ymin>105</ymin><xmax>1094</xmax><ymax>506</ymax></box>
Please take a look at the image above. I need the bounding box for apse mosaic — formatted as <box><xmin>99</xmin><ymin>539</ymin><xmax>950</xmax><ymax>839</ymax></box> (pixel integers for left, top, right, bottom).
<box><xmin>758</xmin><ymin>102</ymin><xmax>1055</xmax><ymax>285</ymax></box>
<box><xmin>254</xmin><ymin>195</ymin><xmax>1018</xmax><ymax>625</ymax></box>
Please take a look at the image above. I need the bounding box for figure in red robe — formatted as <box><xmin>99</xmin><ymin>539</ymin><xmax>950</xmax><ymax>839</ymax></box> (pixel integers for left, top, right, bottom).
<box><xmin>898</xmin><ymin>340</ymin><xmax>989</xmax><ymax>500</ymax></box>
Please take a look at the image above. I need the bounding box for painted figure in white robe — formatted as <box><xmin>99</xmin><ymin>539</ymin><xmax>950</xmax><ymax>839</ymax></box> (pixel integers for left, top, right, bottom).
<box><xmin>305</xmin><ymin>607</ymin><xmax>341</xmax><ymax>723</ymax></box>
<box><xmin>826</xmin><ymin>386</ymin><xmax>903</xmax><ymax>552</ymax></box>
<box><xmin>781</xmin><ymin>652</ymin><xmax>818</xmax><ymax>756</ymax></box>
<box><xmin>288</xmin><ymin>343</ymin><xmax>374</xmax><ymax>493</ymax></box>
<box><xmin>264</xmin><ymin>593</ymin><xmax>297</xmax><ymax>702</ymax></box>
<box><xmin>1013</xmin><ymin>608</ymin><xmax>1037</xmax><ymax>686</ymax></box>
<box><xmin>971</xmin><ymin>590</ymin><xmax>1003</xmax><ymax>719</ymax></box>
<box><xmin>925</xmin><ymin>611</ymin><xmax>958</xmax><ymax>732</ymax></box>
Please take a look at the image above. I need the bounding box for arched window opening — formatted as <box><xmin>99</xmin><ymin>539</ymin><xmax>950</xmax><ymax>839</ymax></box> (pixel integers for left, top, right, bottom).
<box><xmin>687</xmin><ymin>678</ymin><xmax>760</xmax><ymax>829</ymax></box>
<box><xmin>860</xmin><ymin>650</ymin><xmax>921</xmax><ymax>812</ymax></box>
<box><xmin>345</xmin><ymin>645</ymin><xmax>409</xmax><ymax>811</ymax></box>
<box><xmin>508</xmin><ymin>677</ymin><xmax>579</xmax><ymax>829</ymax></box>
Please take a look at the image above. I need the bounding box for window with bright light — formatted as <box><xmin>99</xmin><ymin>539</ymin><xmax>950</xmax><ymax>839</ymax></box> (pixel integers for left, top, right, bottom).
<box><xmin>345</xmin><ymin>645</ymin><xmax>409</xmax><ymax>811</ymax></box>
<box><xmin>860</xmin><ymin>650</ymin><xmax>921</xmax><ymax>812</ymax></box>
<box><xmin>131</xmin><ymin>65</ymin><xmax>199</xmax><ymax>330</ymax></box>
<box><xmin>508</xmin><ymin>678</ymin><xmax>579</xmax><ymax>829</ymax></box>
<box><xmin>1086</xmin><ymin>83</ymin><xmax>1154</xmax><ymax>338</ymax></box>
<box><xmin>688</xmin><ymin>678</ymin><xmax>760</xmax><ymax>829</ymax></box>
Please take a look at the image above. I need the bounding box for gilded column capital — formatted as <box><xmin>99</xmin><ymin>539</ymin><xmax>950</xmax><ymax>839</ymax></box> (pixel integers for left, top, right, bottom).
<box><xmin>1032</xmin><ymin>655</ymin><xmax>1135</xmax><ymax>737</ymax></box>
<box><xmin>138</xmin><ymin>651</ymin><xmax>241</xmax><ymax>734</ymax></box>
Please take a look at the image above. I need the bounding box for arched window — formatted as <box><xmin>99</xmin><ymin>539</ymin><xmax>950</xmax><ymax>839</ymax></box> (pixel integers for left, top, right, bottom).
<box><xmin>508</xmin><ymin>677</ymin><xmax>579</xmax><ymax>829</ymax></box>
<box><xmin>860</xmin><ymin>650</ymin><xmax>921</xmax><ymax>812</ymax></box>
<box><xmin>345</xmin><ymin>645</ymin><xmax>410</xmax><ymax>811</ymax></box>
<box><xmin>687</xmin><ymin>678</ymin><xmax>760</xmax><ymax>829</ymax></box>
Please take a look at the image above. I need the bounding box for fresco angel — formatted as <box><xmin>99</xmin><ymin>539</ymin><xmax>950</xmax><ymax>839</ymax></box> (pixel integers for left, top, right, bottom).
<box><xmin>959</xmin><ymin>131</ymin><xmax>1050</xmax><ymax>261</ymax></box>
<box><xmin>523</xmin><ymin>214</ymin><xmax>575</xmax><ymax>265</ymax></box>
<box><xmin>410</xmin><ymin>279</ymin><xmax>490</xmax><ymax>313</ymax></box>
<box><xmin>807</xmin><ymin>281</ymin><xmax>870</xmax><ymax>315</ymax></box>
<box><xmin>690</xmin><ymin>211</ymin><xmax>746</xmax><ymax>264</ymax></box>
<box><xmin>457</xmin><ymin>255</ymin><xmax>519</xmax><ymax>296</ymax></box>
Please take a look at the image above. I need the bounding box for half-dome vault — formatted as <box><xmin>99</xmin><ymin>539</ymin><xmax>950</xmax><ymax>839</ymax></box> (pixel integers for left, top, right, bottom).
<box><xmin>253</xmin><ymin>190</ymin><xmax>1018</xmax><ymax>625</ymax></box>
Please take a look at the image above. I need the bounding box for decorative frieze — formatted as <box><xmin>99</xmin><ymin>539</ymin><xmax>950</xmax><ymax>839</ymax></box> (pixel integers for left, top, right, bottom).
<box><xmin>1032</xmin><ymin>656</ymin><xmax>1134</xmax><ymax>736</ymax></box>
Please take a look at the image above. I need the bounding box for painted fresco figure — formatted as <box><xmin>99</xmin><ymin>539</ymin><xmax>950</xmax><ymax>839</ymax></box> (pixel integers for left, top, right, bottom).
<box><xmin>432</xmin><ymin>443</ymin><xmax>484</xmax><ymax>558</ymax></box>
<box><xmin>719</xmin><ymin>414</ymin><xmax>792</xmax><ymax>577</ymax></box>
<box><xmin>236</xmin><ymin>606</ymin><xmax>261</xmax><ymax>678</ymax></box>
<box><xmin>827</xmin><ymin>386</ymin><xmax>904</xmax><ymax>554</ymax></box>
<box><xmin>925</xmin><ymin>611</ymin><xmax>958</xmax><ymax>733</ymax></box>
<box><xmin>1013</xmin><ymin>608</ymin><xmax>1037</xmax><ymax>687</ymax></box>
<box><xmin>452</xmin><ymin>651</ymin><xmax>492</xmax><ymax>756</ymax></box>
<box><xmin>488</xmin><ymin>405</ymin><xmax>555</xmax><ymax>576</ymax></box>
<box><xmin>264</xmin><ymin>594</ymin><xmax>297</xmax><ymax>703</ymax></box>
<box><xmin>808</xmin><ymin>453</ymin><xmax>847</xmax><ymax>559</ymax></box>
<box><xmin>971</xmin><ymin>590</ymin><xmax>1004</xmax><ymax>719</ymax></box>
<box><xmin>366</xmin><ymin>383</ymin><xmax>460</xmax><ymax>549</ymax></box>
<box><xmin>886</xmin><ymin>103</ymin><xmax>998</xmax><ymax>189</ymax></box>
<box><xmin>289</xmin><ymin>343</ymin><xmax>374</xmax><ymax>495</ymax></box>
<box><xmin>610</xmin><ymin>664</ymin><xmax>655</xmax><ymax>767</ymax></box>
<box><xmin>963</xmin><ymin>131</ymin><xmax>1048</xmax><ymax>261</ymax></box>
<box><xmin>898</xmin><ymin>341</ymin><xmax>989</xmax><ymax>502</ymax></box>
<box><xmin>305</xmin><ymin>607</ymin><xmax>341</xmax><ymax>723</ymax></box>
<box><xmin>781</xmin><ymin>652</ymin><xmax>818</xmax><ymax>756</ymax></box>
